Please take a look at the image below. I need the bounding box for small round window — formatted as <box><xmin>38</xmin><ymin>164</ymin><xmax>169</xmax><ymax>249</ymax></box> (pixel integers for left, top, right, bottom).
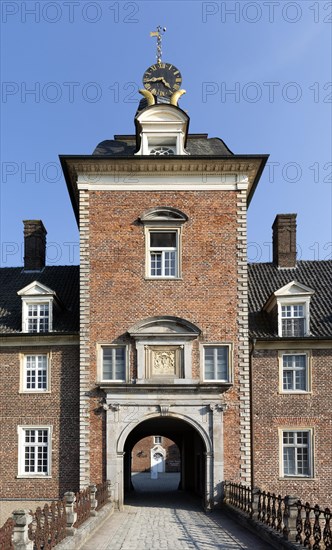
<box><xmin>150</xmin><ymin>146</ymin><xmax>175</xmax><ymax>156</ymax></box>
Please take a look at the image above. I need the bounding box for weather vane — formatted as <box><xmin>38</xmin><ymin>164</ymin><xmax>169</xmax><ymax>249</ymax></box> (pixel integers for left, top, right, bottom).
<box><xmin>150</xmin><ymin>26</ymin><xmax>166</xmax><ymax>65</ymax></box>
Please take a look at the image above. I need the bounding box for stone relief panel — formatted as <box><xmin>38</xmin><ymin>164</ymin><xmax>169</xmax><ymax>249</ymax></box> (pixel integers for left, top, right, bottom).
<box><xmin>145</xmin><ymin>345</ymin><xmax>183</xmax><ymax>379</ymax></box>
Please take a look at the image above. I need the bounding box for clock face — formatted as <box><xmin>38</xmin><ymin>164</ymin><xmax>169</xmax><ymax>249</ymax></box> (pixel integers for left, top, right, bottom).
<box><xmin>143</xmin><ymin>63</ymin><xmax>182</xmax><ymax>97</ymax></box>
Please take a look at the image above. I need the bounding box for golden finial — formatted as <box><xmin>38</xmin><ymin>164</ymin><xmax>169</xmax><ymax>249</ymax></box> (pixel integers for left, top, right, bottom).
<box><xmin>139</xmin><ymin>89</ymin><xmax>155</xmax><ymax>106</ymax></box>
<box><xmin>170</xmin><ymin>89</ymin><xmax>186</xmax><ymax>106</ymax></box>
<box><xmin>150</xmin><ymin>26</ymin><xmax>166</xmax><ymax>65</ymax></box>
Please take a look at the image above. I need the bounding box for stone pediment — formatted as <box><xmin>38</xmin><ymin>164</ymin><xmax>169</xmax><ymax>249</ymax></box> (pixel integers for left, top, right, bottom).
<box><xmin>17</xmin><ymin>281</ymin><xmax>56</xmax><ymax>297</ymax></box>
<box><xmin>136</xmin><ymin>104</ymin><xmax>189</xmax><ymax>125</ymax></box>
<box><xmin>128</xmin><ymin>316</ymin><xmax>201</xmax><ymax>339</ymax></box>
<box><xmin>274</xmin><ymin>281</ymin><xmax>315</xmax><ymax>296</ymax></box>
<box><xmin>140</xmin><ymin>206</ymin><xmax>187</xmax><ymax>223</ymax></box>
<box><xmin>264</xmin><ymin>280</ymin><xmax>315</xmax><ymax>312</ymax></box>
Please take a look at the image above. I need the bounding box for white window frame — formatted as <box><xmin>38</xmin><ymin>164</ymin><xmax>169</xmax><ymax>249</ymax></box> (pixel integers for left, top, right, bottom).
<box><xmin>145</xmin><ymin>227</ymin><xmax>182</xmax><ymax>279</ymax></box>
<box><xmin>22</xmin><ymin>298</ymin><xmax>53</xmax><ymax>333</ymax></box>
<box><xmin>279</xmin><ymin>351</ymin><xmax>311</xmax><ymax>393</ymax></box>
<box><xmin>277</xmin><ymin>297</ymin><xmax>311</xmax><ymax>337</ymax></box>
<box><xmin>280</xmin><ymin>303</ymin><xmax>306</xmax><ymax>337</ymax></box>
<box><xmin>154</xmin><ymin>436</ymin><xmax>162</xmax><ymax>445</ymax></box>
<box><xmin>149</xmin><ymin>145</ymin><xmax>176</xmax><ymax>156</ymax></box>
<box><xmin>280</xmin><ymin>428</ymin><xmax>313</xmax><ymax>478</ymax></box>
<box><xmin>98</xmin><ymin>344</ymin><xmax>129</xmax><ymax>383</ymax></box>
<box><xmin>17</xmin><ymin>426</ymin><xmax>52</xmax><ymax>478</ymax></box>
<box><xmin>201</xmin><ymin>343</ymin><xmax>233</xmax><ymax>383</ymax></box>
<box><xmin>20</xmin><ymin>352</ymin><xmax>51</xmax><ymax>393</ymax></box>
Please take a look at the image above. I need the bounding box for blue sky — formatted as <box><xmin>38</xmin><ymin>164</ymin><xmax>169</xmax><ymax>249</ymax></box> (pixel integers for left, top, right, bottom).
<box><xmin>1</xmin><ymin>0</ymin><xmax>331</xmax><ymax>266</ymax></box>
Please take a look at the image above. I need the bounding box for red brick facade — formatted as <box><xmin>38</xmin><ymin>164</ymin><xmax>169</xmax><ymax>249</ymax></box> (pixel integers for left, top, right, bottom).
<box><xmin>252</xmin><ymin>346</ymin><xmax>332</xmax><ymax>507</ymax></box>
<box><xmin>131</xmin><ymin>437</ymin><xmax>180</xmax><ymax>472</ymax></box>
<box><xmin>86</xmin><ymin>189</ymin><xmax>242</xmax><ymax>485</ymax></box>
<box><xmin>0</xmin><ymin>344</ymin><xmax>79</xmax><ymax>501</ymax></box>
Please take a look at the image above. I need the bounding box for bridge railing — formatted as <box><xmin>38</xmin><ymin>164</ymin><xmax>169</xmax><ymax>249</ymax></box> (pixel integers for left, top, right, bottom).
<box><xmin>0</xmin><ymin>517</ymin><xmax>14</xmax><ymax>550</ymax></box>
<box><xmin>1</xmin><ymin>480</ymin><xmax>113</xmax><ymax>549</ymax></box>
<box><xmin>223</xmin><ymin>481</ymin><xmax>332</xmax><ymax>550</ymax></box>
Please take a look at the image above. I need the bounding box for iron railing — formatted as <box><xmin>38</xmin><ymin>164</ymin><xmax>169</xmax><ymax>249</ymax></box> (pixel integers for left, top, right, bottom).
<box><xmin>295</xmin><ymin>501</ymin><xmax>332</xmax><ymax>549</ymax></box>
<box><xmin>0</xmin><ymin>517</ymin><xmax>14</xmax><ymax>550</ymax></box>
<box><xmin>225</xmin><ymin>481</ymin><xmax>252</xmax><ymax>514</ymax></box>
<box><xmin>257</xmin><ymin>490</ymin><xmax>286</xmax><ymax>534</ymax></box>
<box><xmin>224</xmin><ymin>481</ymin><xmax>332</xmax><ymax>550</ymax></box>
<box><xmin>96</xmin><ymin>481</ymin><xmax>108</xmax><ymax>511</ymax></box>
<box><xmin>74</xmin><ymin>487</ymin><xmax>91</xmax><ymax>528</ymax></box>
<box><xmin>28</xmin><ymin>500</ymin><xmax>67</xmax><ymax>550</ymax></box>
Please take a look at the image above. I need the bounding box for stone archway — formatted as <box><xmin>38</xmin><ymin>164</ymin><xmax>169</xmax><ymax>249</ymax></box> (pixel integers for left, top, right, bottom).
<box><xmin>106</xmin><ymin>408</ymin><xmax>218</xmax><ymax>511</ymax></box>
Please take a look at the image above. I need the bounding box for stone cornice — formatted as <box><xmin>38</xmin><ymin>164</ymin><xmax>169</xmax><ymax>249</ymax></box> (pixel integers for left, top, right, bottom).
<box><xmin>253</xmin><ymin>338</ymin><xmax>332</xmax><ymax>350</ymax></box>
<box><xmin>0</xmin><ymin>334</ymin><xmax>79</xmax><ymax>347</ymax></box>
<box><xmin>60</xmin><ymin>154</ymin><xmax>268</xmax><ymax>223</ymax></box>
<box><xmin>100</xmin><ymin>383</ymin><xmax>231</xmax><ymax>396</ymax></box>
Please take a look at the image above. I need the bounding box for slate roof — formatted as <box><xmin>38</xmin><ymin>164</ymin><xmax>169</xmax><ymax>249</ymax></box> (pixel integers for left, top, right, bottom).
<box><xmin>92</xmin><ymin>134</ymin><xmax>234</xmax><ymax>157</ymax></box>
<box><xmin>248</xmin><ymin>260</ymin><xmax>332</xmax><ymax>339</ymax></box>
<box><xmin>1</xmin><ymin>260</ymin><xmax>330</xmax><ymax>339</ymax></box>
<box><xmin>0</xmin><ymin>266</ymin><xmax>79</xmax><ymax>334</ymax></box>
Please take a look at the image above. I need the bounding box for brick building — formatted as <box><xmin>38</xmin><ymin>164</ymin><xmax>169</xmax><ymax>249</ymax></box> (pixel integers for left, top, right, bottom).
<box><xmin>131</xmin><ymin>436</ymin><xmax>180</xmax><ymax>473</ymax></box>
<box><xmin>1</xmin><ymin>54</ymin><xmax>331</xmax><ymax>519</ymax></box>
<box><xmin>0</xmin><ymin>223</ymin><xmax>80</xmax><ymax>521</ymax></box>
<box><xmin>249</xmin><ymin>215</ymin><xmax>332</xmax><ymax>507</ymax></box>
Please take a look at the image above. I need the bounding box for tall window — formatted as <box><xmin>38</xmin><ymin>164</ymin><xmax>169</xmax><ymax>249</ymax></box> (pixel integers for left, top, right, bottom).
<box><xmin>24</xmin><ymin>355</ymin><xmax>48</xmax><ymax>391</ymax></box>
<box><xmin>282</xmin><ymin>354</ymin><xmax>307</xmax><ymax>392</ymax></box>
<box><xmin>281</xmin><ymin>304</ymin><xmax>305</xmax><ymax>336</ymax></box>
<box><xmin>102</xmin><ymin>346</ymin><xmax>126</xmax><ymax>381</ymax></box>
<box><xmin>149</xmin><ymin>231</ymin><xmax>177</xmax><ymax>278</ymax></box>
<box><xmin>203</xmin><ymin>345</ymin><xmax>231</xmax><ymax>382</ymax></box>
<box><xmin>18</xmin><ymin>427</ymin><xmax>51</xmax><ymax>476</ymax></box>
<box><xmin>282</xmin><ymin>430</ymin><xmax>312</xmax><ymax>477</ymax></box>
<box><xmin>27</xmin><ymin>304</ymin><xmax>49</xmax><ymax>333</ymax></box>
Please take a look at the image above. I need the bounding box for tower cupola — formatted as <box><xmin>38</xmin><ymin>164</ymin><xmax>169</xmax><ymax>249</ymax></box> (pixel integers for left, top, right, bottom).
<box><xmin>135</xmin><ymin>27</ymin><xmax>189</xmax><ymax>155</ymax></box>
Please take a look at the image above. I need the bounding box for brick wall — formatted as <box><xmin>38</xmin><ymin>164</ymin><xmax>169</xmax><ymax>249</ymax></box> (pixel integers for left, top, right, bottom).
<box><xmin>252</xmin><ymin>348</ymin><xmax>332</xmax><ymax>507</ymax></box>
<box><xmin>0</xmin><ymin>345</ymin><xmax>79</xmax><ymax>500</ymax></box>
<box><xmin>85</xmin><ymin>189</ymin><xmax>243</xmax><ymax>484</ymax></box>
<box><xmin>132</xmin><ymin>436</ymin><xmax>180</xmax><ymax>472</ymax></box>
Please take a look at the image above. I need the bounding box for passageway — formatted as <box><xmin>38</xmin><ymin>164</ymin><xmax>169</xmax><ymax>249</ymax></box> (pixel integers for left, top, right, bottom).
<box><xmin>123</xmin><ymin>416</ymin><xmax>206</xmax><ymax>504</ymax></box>
<box><xmin>80</xmin><ymin>489</ymin><xmax>272</xmax><ymax>550</ymax></box>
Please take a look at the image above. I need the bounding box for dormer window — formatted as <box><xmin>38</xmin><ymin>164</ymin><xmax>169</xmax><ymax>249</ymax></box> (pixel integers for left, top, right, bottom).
<box><xmin>263</xmin><ymin>281</ymin><xmax>315</xmax><ymax>338</ymax></box>
<box><xmin>27</xmin><ymin>303</ymin><xmax>49</xmax><ymax>333</ymax></box>
<box><xmin>134</xmin><ymin>104</ymin><xmax>189</xmax><ymax>156</ymax></box>
<box><xmin>281</xmin><ymin>304</ymin><xmax>305</xmax><ymax>337</ymax></box>
<box><xmin>17</xmin><ymin>281</ymin><xmax>58</xmax><ymax>333</ymax></box>
<box><xmin>150</xmin><ymin>146</ymin><xmax>175</xmax><ymax>156</ymax></box>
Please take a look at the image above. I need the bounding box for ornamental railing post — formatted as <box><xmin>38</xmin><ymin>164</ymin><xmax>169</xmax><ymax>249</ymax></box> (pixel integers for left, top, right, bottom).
<box><xmin>64</xmin><ymin>491</ymin><xmax>77</xmax><ymax>536</ymax></box>
<box><xmin>283</xmin><ymin>495</ymin><xmax>299</xmax><ymax>541</ymax></box>
<box><xmin>12</xmin><ymin>510</ymin><xmax>33</xmax><ymax>550</ymax></box>
<box><xmin>251</xmin><ymin>487</ymin><xmax>260</xmax><ymax>521</ymax></box>
<box><xmin>90</xmin><ymin>483</ymin><xmax>98</xmax><ymax>516</ymax></box>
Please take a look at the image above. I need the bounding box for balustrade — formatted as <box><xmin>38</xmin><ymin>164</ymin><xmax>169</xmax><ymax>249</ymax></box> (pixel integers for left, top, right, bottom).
<box><xmin>223</xmin><ymin>481</ymin><xmax>332</xmax><ymax>550</ymax></box>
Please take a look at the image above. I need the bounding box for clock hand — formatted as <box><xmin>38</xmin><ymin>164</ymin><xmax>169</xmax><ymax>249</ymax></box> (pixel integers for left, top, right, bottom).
<box><xmin>145</xmin><ymin>77</ymin><xmax>162</xmax><ymax>82</ymax></box>
<box><xmin>160</xmin><ymin>77</ymin><xmax>171</xmax><ymax>88</ymax></box>
<box><xmin>145</xmin><ymin>76</ymin><xmax>172</xmax><ymax>89</ymax></box>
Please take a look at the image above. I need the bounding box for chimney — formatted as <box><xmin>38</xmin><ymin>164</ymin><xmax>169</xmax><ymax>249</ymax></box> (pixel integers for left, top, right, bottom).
<box><xmin>23</xmin><ymin>220</ymin><xmax>47</xmax><ymax>271</ymax></box>
<box><xmin>272</xmin><ymin>214</ymin><xmax>297</xmax><ymax>268</ymax></box>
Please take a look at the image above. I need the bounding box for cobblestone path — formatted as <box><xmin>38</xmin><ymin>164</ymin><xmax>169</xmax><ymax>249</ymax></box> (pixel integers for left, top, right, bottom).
<box><xmin>81</xmin><ymin>475</ymin><xmax>271</xmax><ymax>550</ymax></box>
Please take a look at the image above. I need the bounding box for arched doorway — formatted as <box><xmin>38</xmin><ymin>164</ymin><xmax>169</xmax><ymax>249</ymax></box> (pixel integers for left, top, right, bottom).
<box><xmin>122</xmin><ymin>416</ymin><xmax>208</xmax><ymax>506</ymax></box>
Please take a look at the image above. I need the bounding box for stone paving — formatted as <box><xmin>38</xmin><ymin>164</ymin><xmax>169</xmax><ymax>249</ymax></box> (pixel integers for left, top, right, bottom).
<box><xmin>81</xmin><ymin>474</ymin><xmax>272</xmax><ymax>550</ymax></box>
